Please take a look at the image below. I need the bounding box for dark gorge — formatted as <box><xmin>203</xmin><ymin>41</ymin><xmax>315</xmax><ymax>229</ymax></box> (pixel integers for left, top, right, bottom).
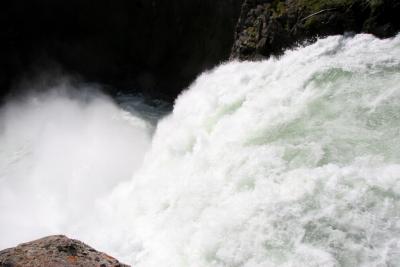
<box><xmin>0</xmin><ymin>0</ymin><xmax>243</xmax><ymax>102</ymax></box>
<box><xmin>1</xmin><ymin>0</ymin><xmax>399</xmax><ymax>103</ymax></box>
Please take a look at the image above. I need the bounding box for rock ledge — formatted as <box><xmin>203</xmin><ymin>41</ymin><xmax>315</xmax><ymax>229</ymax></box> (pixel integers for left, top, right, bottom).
<box><xmin>0</xmin><ymin>235</ymin><xmax>129</xmax><ymax>267</ymax></box>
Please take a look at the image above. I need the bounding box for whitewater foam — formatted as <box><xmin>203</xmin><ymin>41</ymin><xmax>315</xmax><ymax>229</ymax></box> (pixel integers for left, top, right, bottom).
<box><xmin>1</xmin><ymin>34</ymin><xmax>400</xmax><ymax>266</ymax></box>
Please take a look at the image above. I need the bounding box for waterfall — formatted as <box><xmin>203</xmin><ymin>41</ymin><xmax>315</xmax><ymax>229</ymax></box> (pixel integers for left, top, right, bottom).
<box><xmin>1</xmin><ymin>33</ymin><xmax>400</xmax><ymax>266</ymax></box>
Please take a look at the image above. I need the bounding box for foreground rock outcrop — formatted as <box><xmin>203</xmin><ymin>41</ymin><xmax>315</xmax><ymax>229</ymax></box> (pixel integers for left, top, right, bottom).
<box><xmin>0</xmin><ymin>235</ymin><xmax>129</xmax><ymax>267</ymax></box>
<box><xmin>231</xmin><ymin>0</ymin><xmax>400</xmax><ymax>60</ymax></box>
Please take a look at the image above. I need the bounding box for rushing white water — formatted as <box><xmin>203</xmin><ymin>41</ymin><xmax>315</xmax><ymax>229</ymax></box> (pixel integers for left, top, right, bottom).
<box><xmin>1</xmin><ymin>34</ymin><xmax>400</xmax><ymax>266</ymax></box>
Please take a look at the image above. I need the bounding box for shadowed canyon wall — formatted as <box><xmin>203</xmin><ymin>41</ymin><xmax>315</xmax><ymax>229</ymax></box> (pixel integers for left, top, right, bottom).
<box><xmin>1</xmin><ymin>0</ymin><xmax>399</xmax><ymax>103</ymax></box>
<box><xmin>0</xmin><ymin>0</ymin><xmax>243</xmax><ymax>102</ymax></box>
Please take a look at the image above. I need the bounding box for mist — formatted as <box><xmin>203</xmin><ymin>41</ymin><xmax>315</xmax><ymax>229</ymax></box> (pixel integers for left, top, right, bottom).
<box><xmin>0</xmin><ymin>80</ymin><xmax>154</xmax><ymax>249</ymax></box>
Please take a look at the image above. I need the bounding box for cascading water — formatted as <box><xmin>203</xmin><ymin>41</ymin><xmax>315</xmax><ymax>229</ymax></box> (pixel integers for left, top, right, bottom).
<box><xmin>1</xmin><ymin>33</ymin><xmax>400</xmax><ymax>266</ymax></box>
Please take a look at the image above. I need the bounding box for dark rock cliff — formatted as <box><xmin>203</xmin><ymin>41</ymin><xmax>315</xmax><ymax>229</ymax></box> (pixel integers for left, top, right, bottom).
<box><xmin>0</xmin><ymin>0</ymin><xmax>243</xmax><ymax>102</ymax></box>
<box><xmin>231</xmin><ymin>0</ymin><xmax>400</xmax><ymax>60</ymax></box>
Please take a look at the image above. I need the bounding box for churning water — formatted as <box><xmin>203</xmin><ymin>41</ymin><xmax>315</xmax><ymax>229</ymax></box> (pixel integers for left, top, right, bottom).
<box><xmin>1</xmin><ymin>34</ymin><xmax>400</xmax><ymax>266</ymax></box>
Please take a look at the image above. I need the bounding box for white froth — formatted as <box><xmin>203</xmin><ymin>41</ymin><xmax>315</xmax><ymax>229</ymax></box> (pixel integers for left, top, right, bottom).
<box><xmin>1</xmin><ymin>34</ymin><xmax>400</xmax><ymax>267</ymax></box>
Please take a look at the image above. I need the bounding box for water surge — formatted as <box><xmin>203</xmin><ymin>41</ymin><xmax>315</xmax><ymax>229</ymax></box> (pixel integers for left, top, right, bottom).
<box><xmin>1</xmin><ymin>34</ymin><xmax>400</xmax><ymax>266</ymax></box>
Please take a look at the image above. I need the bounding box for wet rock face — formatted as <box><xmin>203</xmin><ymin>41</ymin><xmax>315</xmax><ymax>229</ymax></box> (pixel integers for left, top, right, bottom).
<box><xmin>0</xmin><ymin>0</ymin><xmax>243</xmax><ymax>102</ymax></box>
<box><xmin>0</xmin><ymin>235</ymin><xmax>129</xmax><ymax>267</ymax></box>
<box><xmin>231</xmin><ymin>0</ymin><xmax>400</xmax><ymax>60</ymax></box>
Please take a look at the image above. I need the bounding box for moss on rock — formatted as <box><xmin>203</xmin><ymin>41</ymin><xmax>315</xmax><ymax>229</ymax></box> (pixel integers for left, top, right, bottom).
<box><xmin>297</xmin><ymin>0</ymin><xmax>353</xmax><ymax>11</ymax></box>
<box><xmin>231</xmin><ymin>0</ymin><xmax>400</xmax><ymax>60</ymax></box>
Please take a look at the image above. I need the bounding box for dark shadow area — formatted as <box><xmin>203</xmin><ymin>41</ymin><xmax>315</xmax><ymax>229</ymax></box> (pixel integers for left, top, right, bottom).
<box><xmin>0</xmin><ymin>0</ymin><xmax>243</xmax><ymax>103</ymax></box>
